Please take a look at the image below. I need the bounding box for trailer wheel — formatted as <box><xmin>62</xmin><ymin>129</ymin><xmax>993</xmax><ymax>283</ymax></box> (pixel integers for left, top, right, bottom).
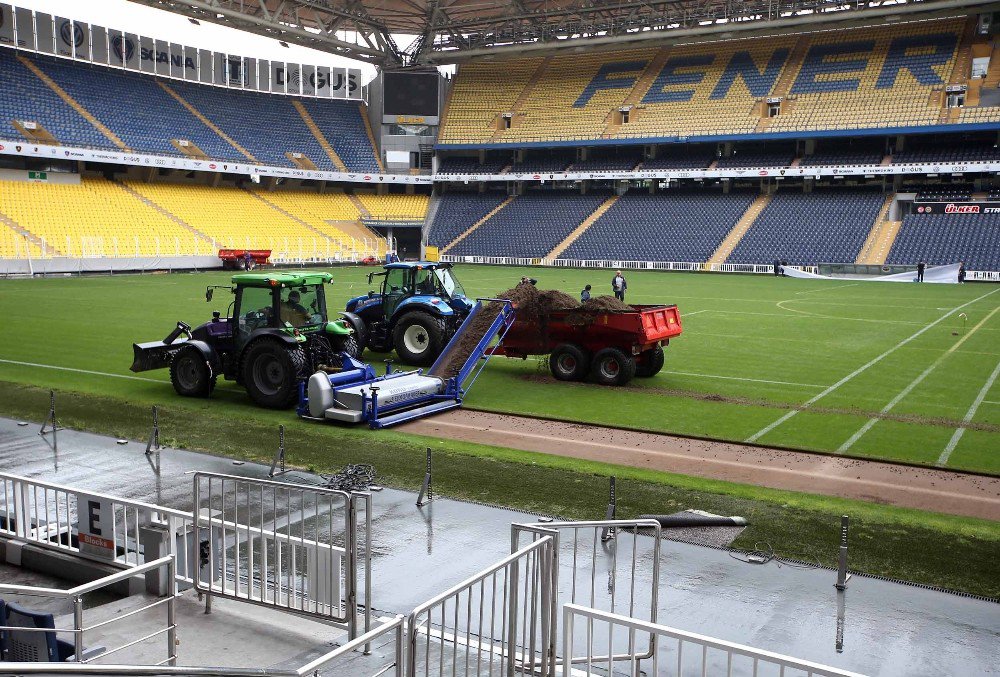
<box><xmin>393</xmin><ymin>311</ymin><xmax>446</xmax><ymax>366</ymax></box>
<box><xmin>170</xmin><ymin>346</ymin><xmax>216</xmax><ymax>397</ymax></box>
<box><xmin>590</xmin><ymin>348</ymin><xmax>636</xmax><ymax>387</ymax></box>
<box><xmin>634</xmin><ymin>346</ymin><xmax>665</xmax><ymax>378</ymax></box>
<box><xmin>241</xmin><ymin>340</ymin><xmax>307</xmax><ymax>409</ymax></box>
<box><xmin>549</xmin><ymin>344</ymin><xmax>590</xmax><ymax>381</ymax></box>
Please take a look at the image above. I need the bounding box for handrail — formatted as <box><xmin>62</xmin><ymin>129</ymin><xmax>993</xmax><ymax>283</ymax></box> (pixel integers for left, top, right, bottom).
<box><xmin>0</xmin><ymin>556</ymin><xmax>175</xmax><ymax>599</ymax></box>
<box><xmin>0</xmin><ymin>617</ymin><xmax>405</xmax><ymax>676</ymax></box>
<box><xmin>563</xmin><ymin>603</ymin><xmax>869</xmax><ymax>676</ymax></box>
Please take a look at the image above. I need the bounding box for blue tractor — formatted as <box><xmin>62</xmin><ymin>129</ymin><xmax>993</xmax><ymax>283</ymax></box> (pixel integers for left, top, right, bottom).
<box><xmin>341</xmin><ymin>262</ymin><xmax>473</xmax><ymax>366</ymax></box>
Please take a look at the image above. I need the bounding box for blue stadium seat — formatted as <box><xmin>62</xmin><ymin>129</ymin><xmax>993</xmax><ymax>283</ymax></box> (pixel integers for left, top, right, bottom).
<box><xmin>887</xmin><ymin>213</ymin><xmax>1000</xmax><ymax>271</ymax></box>
<box><xmin>428</xmin><ymin>191</ymin><xmax>509</xmax><ymax>246</ymax></box>
<box><xmin>562</xmin><ymin>190</ymin><xmax>756</xmax><ymax>262</ymax></box>
<box><xmin>728</xmin><ymin>189</ymin><xmax>885</xmax><ymax>265</ymax></box>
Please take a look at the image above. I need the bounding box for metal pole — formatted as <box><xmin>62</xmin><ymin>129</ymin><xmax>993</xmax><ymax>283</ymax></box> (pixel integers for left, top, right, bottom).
<box><xmin>145</xmin><ymin>405</ymin><xmax>160</xmax><ymax>455</ymax></box>
<box><xmin>39</xmin><ymin>389</ymin><xmax>61</xmax><ymax>436</ymax></box>
<box><xmin>167</xmin><ymin>556</ymin><xmax>177</xmax><ymax>666</ymax></box>
<box><xmin>73</xmin><ymin>596</ymin><xmax>84</xmax><ymax>661</ymax></box>
<box><xmin>834</xmin><ymin>515</ymin><xmax>852</xmax><ymax>590</ymax></box>
<box><xmin>600</xmin><ymin>477</ymin><xmax>617</xmax><ymax>542</ymax></box>
<box><xmin>346</xmin><ymin>494</ymin><xmax>358</xmax><ymax>641</ymax></box>
<box><xmin>416</xmin><ymin>447</ymin><xmax>433</xmax><ymax>507</ymax></box>
<box><xmin>268</xmin><ymin>425</ymin><xmax>286</xmax><ymax>478</ymax></box>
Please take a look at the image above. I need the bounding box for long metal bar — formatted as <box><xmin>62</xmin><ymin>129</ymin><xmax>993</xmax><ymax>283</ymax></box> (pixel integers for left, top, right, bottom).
<box><xmin>562</xmin><ymin>604</ymin><xmax>870</xmax><ymax>677</ymax></box>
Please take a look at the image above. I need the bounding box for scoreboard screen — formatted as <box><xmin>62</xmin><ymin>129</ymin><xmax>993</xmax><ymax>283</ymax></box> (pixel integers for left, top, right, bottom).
<box><xmin>383</xmin><ymin>72</ymin><xmax>440</xmax><ymax>117</ymax></box>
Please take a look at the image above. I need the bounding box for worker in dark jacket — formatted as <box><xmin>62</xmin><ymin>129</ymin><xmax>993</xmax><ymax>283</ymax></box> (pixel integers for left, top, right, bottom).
<box><xmin>917</xmin><ymin>261</ymin><xmax>926</xmax><ymax>282</ymax></box>
<box><xmin>611</xmin><ymin>270</ymin><xmax>627</xmax><ymax>302</ymax></box>
<box><xmin>958</xmin><ymin>262</ymin><xmax>966</xmax><ymax>284</ymax></box>
<box><xmin>581</xmin><ymin>284</ymin><xmax>592</xmax><ymax>302</ymax></box>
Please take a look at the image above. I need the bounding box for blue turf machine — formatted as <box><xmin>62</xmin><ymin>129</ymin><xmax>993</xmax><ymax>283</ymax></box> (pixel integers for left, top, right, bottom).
<box><xmin>298</xmin><ymin>299</ymin><xmax>515</xmax><ymax>429</ymax></box>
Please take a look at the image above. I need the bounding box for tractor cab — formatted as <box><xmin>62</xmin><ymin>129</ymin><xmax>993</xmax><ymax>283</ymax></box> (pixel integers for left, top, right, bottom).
<box><xmin>343</xmin><ymin>262</ymin><xmax>473</xmax><ymax>365</ymax></box>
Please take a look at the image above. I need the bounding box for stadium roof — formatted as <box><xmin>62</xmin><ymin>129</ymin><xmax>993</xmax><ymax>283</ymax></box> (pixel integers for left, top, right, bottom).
<box><xmin>129</xmin><ymin>0</ymin><xmax>1000</xmax><ymax>66</ymax></box>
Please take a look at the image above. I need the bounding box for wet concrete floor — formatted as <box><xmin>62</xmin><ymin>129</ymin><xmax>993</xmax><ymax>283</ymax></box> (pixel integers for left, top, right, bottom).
<box><xmin>0</xmin><ymin>419</ymin><xmax>996</xmax><ymax>676</ymax></box>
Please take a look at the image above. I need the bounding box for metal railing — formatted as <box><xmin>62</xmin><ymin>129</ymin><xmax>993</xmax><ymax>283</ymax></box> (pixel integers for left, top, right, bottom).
<box><xmin>512</xmin><ymin>520</ymin><xmax>662</xmax><ymax>674</ymax></box>
<box><xmin>405</xmin><ymin>536</ymin><xmax>555</xmax><ymax>677</ymax></box>
<box><xmin>0</xmin><ymin>556</ymin><xmax>177</xmax><ymax>665</ymax></box>
<box><xmin>0</xmin><ymin>615</ymin><xmax>405</xmax><ymax>676</ymax></box>
<box><xmin>0</xmin><ymin>472</ymin><xmax>196</xmax><ymax>586</ymax></box>
<box><xmin>438</xmin><ymin>255</ymin><xmax>815</xmax><ymax>276</ymax></box>
<box><xmin>191</xmin><ymin>473</ymin><xmax>371</xmax><ymax>640</ymax></box>
<box><xmin>563</xmin><ymin>604</ymin><xmax>867</xmax><ymax>677</ymax></box>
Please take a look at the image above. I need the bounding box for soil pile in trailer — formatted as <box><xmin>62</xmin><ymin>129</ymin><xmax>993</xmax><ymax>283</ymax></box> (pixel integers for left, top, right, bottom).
<box><xmin>430</xmin><ymin>284</ymin><xmax>633</xmax><ymax>379</ymax></box>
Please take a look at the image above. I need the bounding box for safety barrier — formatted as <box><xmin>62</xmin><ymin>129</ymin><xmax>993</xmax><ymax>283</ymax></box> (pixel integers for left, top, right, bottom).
<box><xmin>406</xmin><ymin>536</ymin><xmax>555</xmax><ymax>677</ymax></box>
<box><xmin>439</xmin><ymin>255</ymin><xmax>799</xmax><ymax>275</ymax></box>
<box><xmin>0</xmin><ymin>472</ymin><xmax>197</xmax><ymax>586</ymax></box>
<box><xmin>512</xmin><ymin>520</ymin><xmax>661</xmax><ymax>674</ymax></box>
<box><xmin>562</xmin><ymin>604</ymin><xmax>865</xmax><ymax>677</ymax></box>
<box><xmin>0</xmin><ymin>556</ymin><xmax>177</xmax><ymax>665</ymax></box>
<box><xmin>191</xmin><ymin>472</ymin><xmax>372</xmax><ymax>639</ymax></box>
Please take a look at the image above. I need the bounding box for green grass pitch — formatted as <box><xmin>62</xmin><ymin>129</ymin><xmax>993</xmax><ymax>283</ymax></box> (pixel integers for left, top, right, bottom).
<box><xmin>0</xmin><ymin>265</ymin><xmax>997</xmax><ymax>475</ymax></box>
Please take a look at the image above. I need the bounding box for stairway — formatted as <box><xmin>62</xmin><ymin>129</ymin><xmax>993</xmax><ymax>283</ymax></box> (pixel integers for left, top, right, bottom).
<box><xmin>546</xmin><ymin>195</ymin><xmax>619</xmax><ymax>259</ymax></box>
<box><xmin>490</xmin><ymin>57</ymin><xmax>552</xmax><ymax>141</ymax></box>
<box><xmin>948</xmin><ymin>17</ymin><xmax>979</xmax><ymax>85</ymax></box>
<box><xmin>116</xmin><ymin>181</ymin><xmax>215</xmax><ymax>245</ymax></box>
<box><xmin>860</xmin><ymin>219</ymin><xmax>903</xmax><ymax>266</ymax></box>
<box><xmin>442</xmin><ymin>196</ymin><xmax>515</xmax><ymax>254</ymax></box>
<box><xmin>245</xmin><ymin>189</ymin><xmax>337</xmax><ymax>242</ymax></box>
<box><xmin>292</xmin><ymin>100</ymin><xmax>348</xmax><ymax>171</ymax></box>
<box><xmin>600</xmin><ymin>48</ymin><xmax>672</xmax><ymax>137</ymax></box>
<box><xmin>18</xmin><ymin>56</ymin><xmax>128</xmax><ymax>151</ymax></box>
<box><xmin>343</xmin><ymin>194</ymin><xmax>387</xmax><ymax>244</ymax></box>
<box><xmin>359</xmin><ymin>104</ymin><xmax>385</xmax><ymax>172</ymax></box>
<box><xmin>0</xmin><ymin>208</ymin><xmax>62</xmax><ymax>256</ymax></box>
<box><xmin>707</xmin><ymin>193</ymin><xmax>772</xmax><ymax>266</ymax></box>
<box><xmin>984</xmin><ymin>42</ymin><xmax>1000</xmax><ymax>88</ymax></box>
<box><xmin>157</xmin><ymin>82</ymin><xmax>258</xmax><ymax>162</ymax></box>
<box><xmin>768</xmin><ymin>36</ymin><xmax>811</xmax><ymax>99</ymax></box>
<box><xmin>855</xmin><ymin>194</ymin><xmax>896</xmax><ymax>264</ymax></box>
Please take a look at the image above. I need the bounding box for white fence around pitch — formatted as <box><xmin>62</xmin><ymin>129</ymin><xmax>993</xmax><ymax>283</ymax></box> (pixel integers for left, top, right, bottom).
<box><xmin>0</xmin><ymin>471</ymin><xmax>197</xmax><ymax>586</ymax></box>
<box><xmin>1</xmin><ymin>233</ymin><xmax>386</xmax><ymax>263</ymax></box>
<box><xmin>438</xmin><ymin>255</ymin><xmax>809</xmax><ymax>275</ymax></box>
<box><xmin>563</xmin><ymin>604</ymin><xmax>866</xmax><ymax>677</ymax></box>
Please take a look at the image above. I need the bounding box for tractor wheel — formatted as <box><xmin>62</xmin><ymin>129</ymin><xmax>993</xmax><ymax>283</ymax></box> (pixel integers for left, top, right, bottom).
<box><xmin>331</xmin><ymin>334</ymin><xmax>360</xmax><ymax>360</ymax></box>
<box><xmin>549</xmin><ymin>344</ymin><xmax>590</xmax><ymax>381</ymax></box>
<box><xmin>590</xmin><ymin>347</ymin><xmax>636</xmax><ymax>387</ymax></box>
<box><xmin>169</xmin><ymin>346</ymin><xmax>216</xmax><ymax>397</ymax></box>
<box><xmin>241</xmin><ymin>340</ymin><xmax>307</xmax><ymax>409</ymax></box>
<box><xmin>393</xmin><ymin>312</ymin><xmax>446</xmax><ymax>366</ymax></box>
<box><xmin>634</xmin><ymin>346</ymin><xmax>665</xmax><ymax>378</ymax></box>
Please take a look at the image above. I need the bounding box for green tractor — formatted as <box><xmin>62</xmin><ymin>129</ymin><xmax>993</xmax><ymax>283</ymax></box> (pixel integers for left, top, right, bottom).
<box><xmin>131</xmin><ymin>272</ymin><xmax>358</xmax><ymax>409</ymax></box>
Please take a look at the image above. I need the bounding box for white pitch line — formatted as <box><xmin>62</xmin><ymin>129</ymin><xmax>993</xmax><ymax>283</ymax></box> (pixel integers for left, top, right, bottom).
<box><xmin>678</xmin><ymin>309</ymin><xmax>710</xmax><ymax>316</ymax></box>
<box><xmin>794</xmin><ymin>283</ymin><xmax>859</xmax><ymax>295</ymax></box>
<box><xmin>837</xmin><ymin>305</ymin><xmax>1000</xmax><ymax>452</ymax></box>
<box><xmin>746</xmin><ymin>287</ymin><xmax>1000</xmax><ymax>444</ymax></box>
<box><xmin>0</xmin><ymin>358</ymin><xmax>166</xmax><ymax>383</ymax></box>
<box><xmin>937</xmin><ymin>358</ymin><xmax>1000</xmax><ymax>467</ymax></box>
<box><xmin>663</xmin><ymin>370</ymin><xmax>825</xmax><ymax>389</ymax></box>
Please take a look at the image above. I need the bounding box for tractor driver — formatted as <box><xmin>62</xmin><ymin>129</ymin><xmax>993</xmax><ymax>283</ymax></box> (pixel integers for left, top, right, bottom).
<box><xmin>280</xmin><ymin>289</ymin><xmax>311</xmax><ymax>326</ymax></box>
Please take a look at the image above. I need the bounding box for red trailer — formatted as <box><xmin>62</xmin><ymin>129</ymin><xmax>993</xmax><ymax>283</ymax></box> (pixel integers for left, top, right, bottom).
<box><xmin>492</xmin><ymin>304</ymin><xmax>683</xmax><ymax>386</ymax></box>
<box><xmin>219</xmin><ymin>249</ymin><xmax>271</xmax><ymax>270</ymax></box>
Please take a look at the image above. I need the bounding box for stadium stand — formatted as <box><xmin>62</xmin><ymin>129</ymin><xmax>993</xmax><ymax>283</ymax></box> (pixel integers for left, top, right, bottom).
<box><xmin>437</xmin><ymin>157</ymin><xmax>511</xmax><ymax>174</ymax></box>
<box><xmin>298</xmin><ymin>99</ymin><xmax>382</xmax><ymax>172</ymax></box>
<box><xmin>799</xmin><ymin>149</ymin><xmax>885</xmax><ymax>166</ymax></box>
<box><xmin>0</xmin><ymin>177</ymin><xmax>206</xmax><ymax>257</ymax></box>
<box><xmin>559</xmin><ymin>190</ymin><xmax>757</xmax><ymax>262</ymax></box>
<box><xmin>915</xmin><ymin>187</ymin><xmax>974</xmax><ymax>201</ymax></box>
<box><xmin>0</xmin><ymin>50</ymin><xmax>379</xmax><ymax>172</ymax></box>
<box><xmin>568</xmin><ymin>149</ymin><xmax>643</xmax><ymax>171</ymax></box>
<box><xmin>727</xmin><ymin>189</ymin><xmax>886</xmax><ymax>265</ymax></box>
<box><xmin>891</xmin><ymin>140</ymin><xmax>1000</xmax><ymax>164</ymax></box>
<box><xmin>26</xmin><ymin>54</ymin><xmax>245</xmax><ymax>160</ymax></box>
<box><xmin>639</xmin><ymin>148</ymin><xmax>714</xmax><ymax>169</ymax></box>
<box><xmin>427</xmin><ymin>191</ymin><xmax>509</xmax><ymax>246</ymax></box>
<box><xmin>0</xmin><ymin>50</ymin><xmax>109</xmax><ymax>149</ymax></box>
<box><xmin>356</xmin><ymin>193</ymin><xmax>430</xmax><ymax>220</ymax></box>
<box><xmin>714</xmin><ymin>149</ymin><xmax>794</xmax><ymax>168</ymax></box>
<box><xmin>447</xmin><ymin>191</ymin><xmax>609</xmax><ymax>258</ymax></box>
<box><xmin>887</xmin><ymin>212</ymin><xmax>1000</xmax><ymax>271</ymax></box>
<box><xmin>439</xmin><ymin>17</ymin><xmax>969</xmax><ymax>145</ymax></box>
<box><xmin>507</xmin><ymin>152</ymin><xmax>576</xmax><ymax>173</ymax></box>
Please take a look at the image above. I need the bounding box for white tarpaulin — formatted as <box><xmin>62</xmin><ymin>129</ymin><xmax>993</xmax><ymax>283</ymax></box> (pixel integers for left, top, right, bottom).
<box><xmin>783</xmin><ymin>263</ymin><xmax>961</xmax><ymax>284</ymax></box>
